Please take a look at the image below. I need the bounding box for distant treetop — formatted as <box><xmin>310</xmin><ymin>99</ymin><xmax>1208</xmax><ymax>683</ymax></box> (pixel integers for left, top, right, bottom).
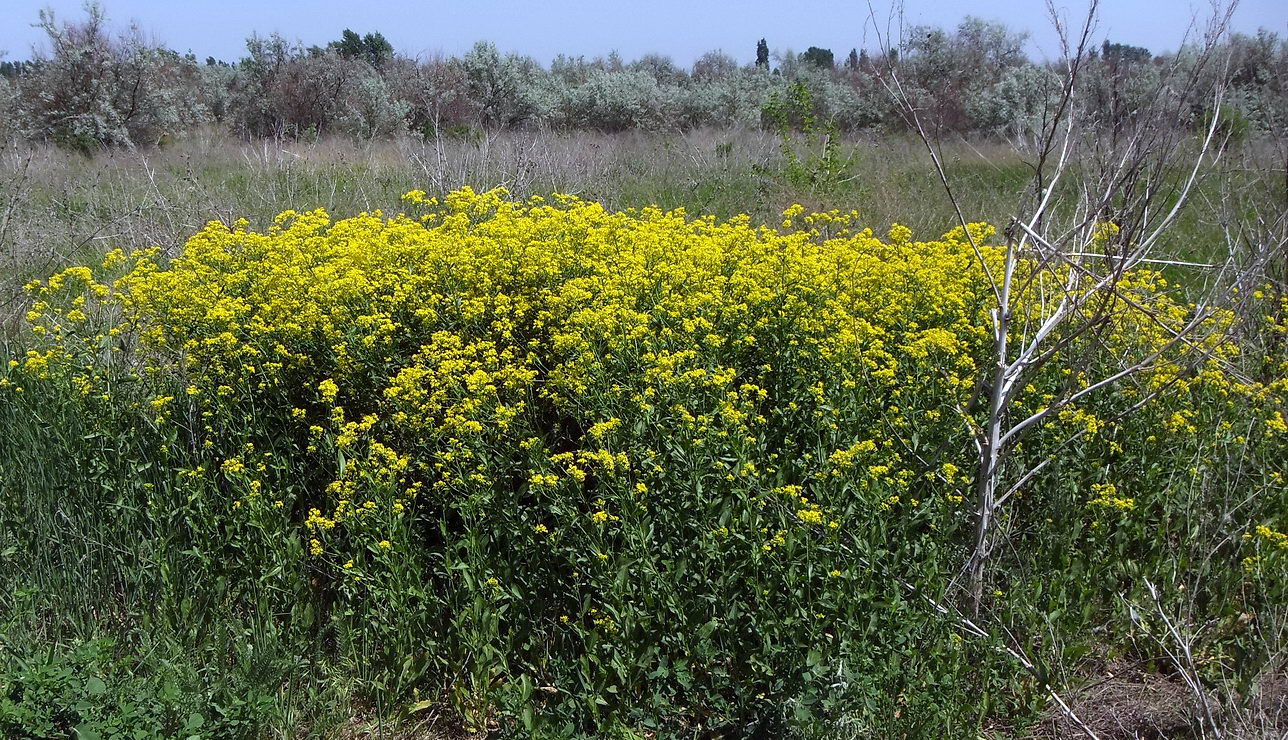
<box><xmin>330</xmin><ymin>29</ymin><xmax>393</xmax><ymax>68</ymax></box>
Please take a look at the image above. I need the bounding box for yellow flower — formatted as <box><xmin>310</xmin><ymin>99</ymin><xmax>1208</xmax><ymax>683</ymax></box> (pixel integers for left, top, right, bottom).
<box><xmin>1267</xmin><ymin>411</ymin><xmax>1288</xmax><ymax>434</ymax></box>
<box><xmin>796</xmin><ymin>509</ymin><xmax>824</xmax><ymax>525</ymax></box>
<box><xmin>587</xmin><ymin>418</ymin><xmax>621</xmax><ymax>439</ymax></box>
<box><xmin>318</xmin><ymin>378</ymin><xmax>339</xmax><ymax>402</ymax></box>
<box><xmin>1088</xmin><ymin>483</ymin><xmax>1134</xmax><ymax>512</ymax></box>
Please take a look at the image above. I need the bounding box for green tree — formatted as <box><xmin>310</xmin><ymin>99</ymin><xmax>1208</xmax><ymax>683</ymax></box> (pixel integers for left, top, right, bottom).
<box><xmin>801</xmin><ymin>46</ymin><xmax>834</xmax><ymax>69</ymax></box>
<box><xmin>334</xmin><ymin>29</ymin><xmax>364</xmax><ymax>59</ymax></box>
<box><xmin>361</xmin><ymin>31</ymin><xmax>392</xmax><ymax>68</ymax></box>
<box><xmin>1102</xmin><ymin>40</ymin><xmax>1151</xmax><ymax>66</ymax></box>
<box><xmin>756</xmin><ymin>38</ymin><xmax>769</xmax><ymax>69</ymax></box>
<box><xmin>331</xmin><ymin>29</ymin><xmax>393</xmax><ymax>68</ymax></box>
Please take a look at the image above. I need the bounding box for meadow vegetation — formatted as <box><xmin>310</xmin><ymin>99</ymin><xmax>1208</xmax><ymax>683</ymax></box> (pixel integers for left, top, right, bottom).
<box><xmin>1</xmin><ymin>3</ymin><xmax>1287</xmax><ymax>739</ymax></box>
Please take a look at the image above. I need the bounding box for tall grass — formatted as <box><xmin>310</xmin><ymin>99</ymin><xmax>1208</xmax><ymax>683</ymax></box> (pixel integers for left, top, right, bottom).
<box><xmin>0</xmin><ymin>128</ymin><xmax>1039</xmax><ymax>328</ymax></box>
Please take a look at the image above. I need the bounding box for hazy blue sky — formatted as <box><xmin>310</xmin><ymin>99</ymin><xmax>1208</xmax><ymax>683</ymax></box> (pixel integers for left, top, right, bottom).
<box><xmin>2</xmin><ymin>0</ymin><xmax>1286</xmax><ymax>65</ymax></box>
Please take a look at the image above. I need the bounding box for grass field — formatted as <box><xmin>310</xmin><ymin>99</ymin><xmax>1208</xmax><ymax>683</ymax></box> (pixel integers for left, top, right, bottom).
<box><xmin>0</xmin><ymin>129</ymin><xmax>1040</xmax><ymax>323</ymax></box>
<box><xmin>6</xmin><ymin>128</ymin><xmax>1277</xmax><ymax>325</ymax></box>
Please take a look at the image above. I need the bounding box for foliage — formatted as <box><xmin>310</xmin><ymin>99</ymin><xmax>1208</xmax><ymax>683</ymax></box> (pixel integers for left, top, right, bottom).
<box><xmin>0</xmin><ymin>61</ymin><xmax>37</xmax><ymax>79</ymax></box>
<box><xmin>690</xmin><ymin>51</ymin><xmax>738</xmax><ymax>83</ymax></box>
<box><xmin>897</xmin><ymin>17</ymin><xmax>1031</xmax><ymax>132</ymax></box>
<box><xmin>0</xmin><ymin>639</ymin><xmax>243</xmax><ymax>738</ymax></box>
<box><xmin>965</xmin><ymin>63</ymin><xmax>1063</xmax><ymax>136</ymax></box>
<box><xmin>800</xmin><ymin>47</ymin><xmax>835</xmax><ymax>70</ymax></box>
<box><xmin>1102</xmin><ymin>40</ymin><xmax>1152</xmax><ymax>66</ymax></box>
<box><xmin>556</xmin><ymin>70</ymin><xmax>675</xmax><ymax>131</ymax></box>
<box><xmin>763</xmin><ymin>82</ymin><xmax>846</xmax><ymax>190</ymax></box>
<box><xmin>14</xmin><ymin>2</ymin><xmax>209</xmax><ymax>149</ymax></box>
<box><xmin>673</xmin><ymin>75</ymin><xmax>773</xmax><ymax>129</ymax></box>
<box><xmin>0</xmin><ymin>78</ymin><xmax>15</xmax><ymax>141</ymax></box>
<box><xmin>4</xmin><ymin>5</ymin><xmax>1288</xmax><ymax>146</ymax></box>
<box><xmin>815</xmin><ymin>76</ymin><xmax>886</xmax><ymax>131</ymax></box>
<box><xmin>229</xmin><ymin>34</ymin><xmax>407</xmax><ymax>139</ymax></box>
<box><xmin>4</xmin><ymin>187</ymin><xmax>1285</xmax><ymax>734</ymax></box>
<box><xmin>1202</xmin><ymin>102</ymin><xmax>1251</xmax><ymax>148</ymax></box>
<box><xmin>459</xmin><ymin>41</ymin><xmax>542</xmax><ymax>128</ymax></box>
<box><xmin>337</xmin><ymin>73</ymin><xmax>411</xmax><ymax>140</ymax></box>
<box><xmin>330</xmin><ymin>29</ymin><xmax>393</xmax><ymax>70</ymax></box>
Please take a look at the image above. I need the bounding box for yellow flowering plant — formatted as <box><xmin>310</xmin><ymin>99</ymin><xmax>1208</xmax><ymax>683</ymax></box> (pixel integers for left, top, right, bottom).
<box><xmin>3</xmin><ymin>187</ymin><xmax>1284</xmax><ymax>734</ymax></box>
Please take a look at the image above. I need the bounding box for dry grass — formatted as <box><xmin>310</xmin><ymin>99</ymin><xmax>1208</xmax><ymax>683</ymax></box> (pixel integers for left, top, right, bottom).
<box><xmin>0</xmin><ymin>126</ymin><xmax>1044</xmax><ymax>334</ymax></box>
<box><xmin>0</xmin><ymin>127</ymin><xmax>781</xmax><ymax>327</ymax></box>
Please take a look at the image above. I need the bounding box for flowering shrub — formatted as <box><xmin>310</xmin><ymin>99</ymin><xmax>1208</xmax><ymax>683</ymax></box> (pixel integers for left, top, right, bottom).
<box><xmin>4</xmin><ymin>188</ymin><xmax>1286</xmax><ymax>734</ymax></box>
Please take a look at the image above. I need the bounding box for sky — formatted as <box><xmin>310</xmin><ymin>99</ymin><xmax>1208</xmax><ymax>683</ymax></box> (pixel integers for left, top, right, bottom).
<box><xmin>2</xmin><ymin>0</ymin><xmax>1286</xmax><ymax>65</ymax></box>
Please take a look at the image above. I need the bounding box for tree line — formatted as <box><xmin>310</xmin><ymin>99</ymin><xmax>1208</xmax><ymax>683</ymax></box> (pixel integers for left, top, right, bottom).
<box><xmin>1</xmin><ymin>2</ymin><xmax>1284</xmax><ymax>149</ymax></box>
